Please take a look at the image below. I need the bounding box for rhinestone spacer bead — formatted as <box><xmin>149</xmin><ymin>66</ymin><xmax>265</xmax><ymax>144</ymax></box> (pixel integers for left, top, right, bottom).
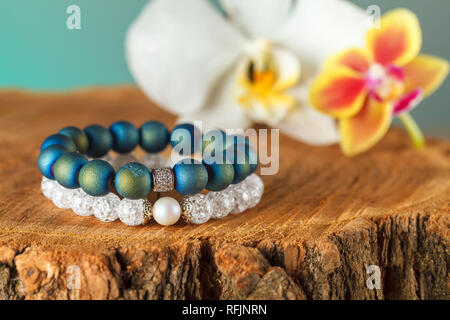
<box><xmin>152</xmin><ymin>167</ymin><xmax>174</xmax><ymax>192</ymax></box>
<box><xmin>142</xmin><ymin>199</ymin><xmax>153</xmax><ymax>221</ymax></box>
<box><xmin>180</xmin><ymin>196</ymin><xmax>193</xmax><ymax>223</ymax></box>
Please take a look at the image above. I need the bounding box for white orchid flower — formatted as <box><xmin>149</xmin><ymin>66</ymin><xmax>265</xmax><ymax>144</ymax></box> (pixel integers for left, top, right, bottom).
<box><xmin>126</xmin><ymin>0</ymin><xmax>367</xmax><ymax>145</ymax></box>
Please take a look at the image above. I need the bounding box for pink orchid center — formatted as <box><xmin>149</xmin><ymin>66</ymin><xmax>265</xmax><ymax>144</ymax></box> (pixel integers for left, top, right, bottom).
<box><xmin>365</xmin><ymin>63</ymin><xmax>405</xmax><ymax>102</ymax></box>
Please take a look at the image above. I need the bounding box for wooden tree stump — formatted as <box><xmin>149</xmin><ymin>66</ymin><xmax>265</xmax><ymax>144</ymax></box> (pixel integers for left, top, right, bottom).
<box><xmin>0</xmin><ymin>87</ymin><xmax>448</xmax><ymax>300</ymax></box>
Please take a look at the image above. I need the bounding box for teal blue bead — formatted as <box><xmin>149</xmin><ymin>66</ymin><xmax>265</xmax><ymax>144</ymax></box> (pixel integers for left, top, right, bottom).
<box><xmin>225</xmin><ymin>134</ymin><xmax>250</xmax><ymax>150</ymax></box>
<box><xmin>38</xmin><ymin>145</ymin><xmax>69</xmax><ymax>179</ymax></box>
<box><xmin>139</xmin><ymin>121</ymin><xmax>170</xmax><ymax>153</ymax></box>
<box><xmin>59</xmin><ymin>126</ymin><xmax>89</xmax><ymax>154</ymax></box>
<box><xmin>202</xmin><ymin>129</ymin><xmax>227</xmax><ymax>160</ymax></box>
<box><xmin>223</xmin><ymin>148</ymin><xmax>251</xmax><ymax>184</ymax></box>
<box><xmin>173</xmin><ymin>159</ymin><xmax>208</xmax><ymax>195</ymax></box>
<box><xmin>170</xmin><ymin>123</ymin><xmax>201</xmax><ymax>155</ymax></box>
<box><xmin>84</xmin><ymin>125</ymin><xmax>113</xmax><ymax>158</ymax></box>
<box><xmin>203</xmin><ymin>160</ymin><xmax>234</xmax><ymax>192</ymax></box>
<box><xmin>115</xmin><ymin>162</ymin><xmax>151</xmax><ymax>199</ymax></box>
<box><xmin>225</xmin><ymin>135</ymin><xmax>258</xmax><ymax>174</ymax></box>
<box><xmin>109</xmin><ymin>121</ymin><xmax>139</xmax><ymax>153</ymax></box>
<box><xmin>246</xmin><ymin>146</ymin><xmax>258</xmax><ymax>173</ymax></box>
<box><xmin>79</xmin><ymin>160</ymin><xmax>115</xmax><ymax>196</ymax></box>
<box><xmin>53</xmin><ymin>152</ymin><xmax>88</xmax><ymax>189</ymax></box>
<box><xmin>40</xmin><ymin>134</ymin><xmax>77</xmax><ymax>153</ymax></box>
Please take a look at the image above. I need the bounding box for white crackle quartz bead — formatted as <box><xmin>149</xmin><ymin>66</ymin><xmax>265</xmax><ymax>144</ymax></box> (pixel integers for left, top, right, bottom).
<box><xmin>244</xmin><ymin>174</ymin><xmax>264</xmax><ymax>208</ymax></box>
<box><xmin>41</xmin><ymin>176</ymin><xmax>57</xmax><ymax>199</ymax></box>
<box><xmin>152</xmin><ymin>196</ymin><xmax>181</xmax><ymax>226</ymax></box>
<box><xmin>184</xmin><ymin>194</ymin><xmax>212</xmax><ymax>224</ymax></box>
<box><xmin>141</xmin><ymin>153</ymin><xmax>165</xmax><ymax>170</ymax></box>
<box><xmin>111</xmin><ymin>153</ymin><xmax>138</xmax><ymax>171</ymax></box>
<box><xmin>93</xmin><ymin>193</ymin><xmax>120</xmax><ymax>222</ymax></box>
<box><xmin>229</xmin><ymin>183</ymin><xmax>252</xmax><ymax>214</ymax></box>
<box><xmin>71</xmin><ymin>189</ymin><xmax>94</xmax><ymax>217</ymax></box>
<box><xmin>52</xmin><ymin>184</ymin><xmax>75</xmax><ymax>209</ymax></box>
<box><xmin>117</xmin><ymin>198</ymin><xmax>145</xmax><ymax>226</ymax></box>
<box><xmin>206</xmin><ymin>191</ymin><xmax>235</xmax><ymax>219</ymax></box>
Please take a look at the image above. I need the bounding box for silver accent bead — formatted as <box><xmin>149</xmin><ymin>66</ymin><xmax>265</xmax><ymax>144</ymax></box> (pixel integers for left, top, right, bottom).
<box><xmin>142</xmin><ymin>199</ymin><xmax>153</xmax><ymax>220</ymax></box>
<box><xmin>181</xmin><ymin>196</ymin><xmax>193</xmax><ymax>223</ymax></box>
<box><xmin>152</xmin><ymin>167</ymin><xmax>174</xmax><ymax>192</ymax></box>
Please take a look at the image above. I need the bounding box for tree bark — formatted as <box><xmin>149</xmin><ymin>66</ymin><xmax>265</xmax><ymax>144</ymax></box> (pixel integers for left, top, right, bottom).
<box><xmin>0</xmin><ymin>87</ymin><xmax>448</xmax><ymax>300</ymax></box>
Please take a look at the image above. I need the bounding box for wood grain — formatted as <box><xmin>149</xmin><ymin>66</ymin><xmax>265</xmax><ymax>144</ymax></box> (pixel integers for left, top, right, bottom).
<box><xmin>0</xmin><ymin>86</ymin><xmax>448</xmax><ymax>300</ymax></box>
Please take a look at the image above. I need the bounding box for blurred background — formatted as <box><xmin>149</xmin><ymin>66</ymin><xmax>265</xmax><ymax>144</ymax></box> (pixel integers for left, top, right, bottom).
<box><xmin>0</xmin><ymin>0</ymin><xmax>448</xmax><ymax>138</ymax></box>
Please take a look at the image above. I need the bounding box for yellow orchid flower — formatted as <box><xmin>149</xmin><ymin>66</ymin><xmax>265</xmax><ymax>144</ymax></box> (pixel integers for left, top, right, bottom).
<box><xmin>309</xmin><ymin>8</ymin><xmax>449</xmax><ymax>156</ymax></box>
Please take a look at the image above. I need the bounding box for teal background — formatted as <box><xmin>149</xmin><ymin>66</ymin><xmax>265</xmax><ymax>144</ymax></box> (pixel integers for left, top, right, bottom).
<box><xmin>0</xmin><ymin>0</ymin><xmax>449</xmax><ymax>137</ymax></box>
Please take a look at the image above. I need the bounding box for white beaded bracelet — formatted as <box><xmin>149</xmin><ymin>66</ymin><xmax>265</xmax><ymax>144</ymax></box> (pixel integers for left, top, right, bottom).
<box><xmin>41</xmin><ymin>153</ymin><xmax>264</xmax><ymax>226</ymax></box>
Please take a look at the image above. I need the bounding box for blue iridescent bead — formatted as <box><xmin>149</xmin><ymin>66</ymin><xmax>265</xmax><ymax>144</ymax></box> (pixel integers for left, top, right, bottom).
<box><xmin>38</xmin><ymin>145</ymin><xmax>70</xmax><ymax>179</ymax></box>
<box><xmin>202</xmin><ymin>129</ymin><xmax>227</xmax><ymax>159</ymax></box>
<box><xmin>173</xmin><ymin>159</ymin><xmax>208</xmax><ymax>195</ymax></box>
<box><xmin>202</xmin><ymin>159</ymin><xmax>234</xmax><ymax>192</ymax></box>
<box><xmin>53</xmin><ymin>152</ymin><xmax>88</xmax><ymax>189</ymax></box>
<box><xmin>223</xmin><ymin>147</ymin><xmax>251</xmax><ymax>184</ymax></box>
<box><xmin>109</xmin><ymin>121</ymin><xmax>139</xmax><ymax>154</ymax></box>
<box><xmin>58</xmin><ymin>126</ymin><xmax>89</xmax><ymax>154</ymax></box>
<box><xmin>225</xmin><ymin>135</ymin><xmax>258</xmax><ymax>174</ymax></box>
<box><xmin>246</xmin><ymin>146</ymin><xmax>258</xmax><ymax>173</ymax></box>
<box><xmin>139</xmin><ymin>121</ymin><xmax>170</xmax><ymax>153</ymax></box>
<box><xmin>84</xmin><ymin>124</ymin><xmax>113</xmax><ymax>158</ymax></box>
<box><xmin>115</xmin><ymin>162</ymin><xmax>151</xmax><ymax>200</ymax></box>
<box><xmin>79</xmin><ymin>160</ymin><xmax>115</xmax><ymax>196</ymax></box>
<box><xmin>170</xmin><ymin>123</ymin><xmax>201</xmax><ymax>155</ymax></box>
<box><xmin>40</xmin><ymin>134</ymin><xmax>77</xmax><ymax>153</ymax></box>
<box><xmin>225</xmin><ymin>134</ymin><xmax>250</xmax><ymax>150</ymax></box>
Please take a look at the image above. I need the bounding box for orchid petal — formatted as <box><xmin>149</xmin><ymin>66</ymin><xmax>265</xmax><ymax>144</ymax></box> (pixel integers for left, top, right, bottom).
<box><xmin>272</xmin><ymin>47</ymin><xmax>301</xmax><ymax>91</ymax></box>
<box><xmin>403</xmin><ymin>54</ymin><xmax>449</xmax><ymax>98</ymax></box>
<box><xmin>279</xmin><ymin>101</ymin><xmax>340</xmax><ymax>146</ymax></box>
<box><xmin>324</xmin><ymin>48</ymin><xmax>371</xmax><ymax>73</ymax></box>
<box><xmin>309</xmin><ymin>66</ymin><xmax>367</xmax><ymax>118</ymax></box>
<box><xmin>275</xmin><ymin>0</ymin><xmax>367</xmax><ymax>79</ymax></box>
<box><xmin>393</xmin><ymin>88</ymin><xmax>423</xmax><ymax>116</ymax></box>
<box><xmin>219</xmin><ymin>0</ymin><xmax>294</xmax><ymax>38</ymax></box>
<box><xmin>234</xmin><ymin>46</ymin><xmax>300</xmax><ymax>125</ymax></box>
<box><xmin>126</xmin><ymin>0</ymin><xmax>245</xmax><ymax>115</ymax></box>
<box><xmin>366</xmin><ymin>8</ymin><xmax>422</xmax><ymax>66</ymax></box>
<box><xmin>339</xmin><ymin>98</ymin><xmax>392</xmax><ymax>156</ymax></box>
<box><xmin>178</xmin><ymin>70</ymin><xmax>252</xmax><ymax>131</ymax></box>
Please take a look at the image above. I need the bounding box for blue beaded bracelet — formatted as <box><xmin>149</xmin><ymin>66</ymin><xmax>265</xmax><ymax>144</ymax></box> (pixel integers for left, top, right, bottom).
<box><xmin>38</xmin><ymin>121</ymin><xmax>258</xmax><ymax>201</ymax></box>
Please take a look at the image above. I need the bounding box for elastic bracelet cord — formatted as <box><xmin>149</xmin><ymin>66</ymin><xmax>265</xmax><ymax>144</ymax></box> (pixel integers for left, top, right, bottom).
<box><xmin>38</xmin><ymin>121</ymin><xmax>263</xmax><ymax>226</ymax></box>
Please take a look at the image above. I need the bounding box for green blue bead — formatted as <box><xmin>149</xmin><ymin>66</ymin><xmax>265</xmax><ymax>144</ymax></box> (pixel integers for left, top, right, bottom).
<box><xmin>202</xmin><ymin>129</ymin><xmax>227</xmax><ymax>160</ymax></box>
<box><xmin>84</xmin><ymin>124</ymin><xmax>113</xmax><ymax>158</ymax></box>
<box><xmin>203</xmin><ymin>159</ymin><xmax>234</xmax><ymax>192</ymax></box>
<box><xmin>224</xmin><ymin>147</ymin><xmax>251</xmax><ymax>184</ymax></box>
<box><xmin>109</xmin><ymin>121</ymin><xmax>139</xmax><ymax>154</ymax></box>
<box><xmin>38</xmin><ymin>145</ymin><xmax>69</xmax><ymax>179</ymax></box>
<box><xmin>225</xmin><ymin>135</ymin><xmax>258</xmax><ymax>174</ymax></box>
<box><xmin>40</xmin><ymin>134</ymin><xmax>77</xmax><ymax>153</ymax></box>
<box><xmin>115</xmin><ymin>162</ymin><xmax>151</xmax><ymax>199</ymax></box>
<box><xmin>79</xmin><ymin>160</ymin><xmax>115</xmax><ymax>196</ymax></box>
<box><xmin>173</xmin><ymin>159</ymin><xmax>208</xmax><ymax>195</ymax></box>
<box><xmin>53</xmin><ymin>152</ymin><xmax>88</xmax><ymax>189</ymax></box>
<box><xmin>139</xmin><ymin>121</ymin><xmax>170</xmax><ymax>153</ymax></box>
<box><xmin>170</xmin><ymin>123</ymin><xmax>201</xmax><ymax>155</ymax></box>
<box><xmin>59</xmin><ymin>126</ymin><xmax>89</xmax><ymax>154</ymax></box>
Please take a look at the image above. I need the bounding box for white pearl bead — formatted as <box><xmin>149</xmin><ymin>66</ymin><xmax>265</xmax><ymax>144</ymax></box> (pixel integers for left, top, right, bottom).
<box><xmin>152</xmin><ymin>197</ymin><xmax>181</xmax><ymax>226</ymax></box>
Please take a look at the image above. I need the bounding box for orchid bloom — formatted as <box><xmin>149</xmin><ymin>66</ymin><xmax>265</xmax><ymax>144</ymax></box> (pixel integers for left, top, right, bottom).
<box><xmin>126</xmin><ymin>0</ymin><xmax>369</xmax><ymax>145</ymax></box>
<box><xmin>309</xmin><ymin>8</ymin><xmax>449</xmax><ymax>156</ymax></box>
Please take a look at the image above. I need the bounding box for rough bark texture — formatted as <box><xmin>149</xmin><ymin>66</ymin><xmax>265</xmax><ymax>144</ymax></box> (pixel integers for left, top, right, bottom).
<box><xmin>0</xmin><ymin>87</ymin><xmax>448</xmax><ymax>300</ymax></box>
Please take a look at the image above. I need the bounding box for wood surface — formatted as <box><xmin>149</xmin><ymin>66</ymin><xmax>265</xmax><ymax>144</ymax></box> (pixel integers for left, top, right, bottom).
<box><xmin>0</xmin><ymin>86</ymin><xmax>448</xmax><ymax>300</ymax></box>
